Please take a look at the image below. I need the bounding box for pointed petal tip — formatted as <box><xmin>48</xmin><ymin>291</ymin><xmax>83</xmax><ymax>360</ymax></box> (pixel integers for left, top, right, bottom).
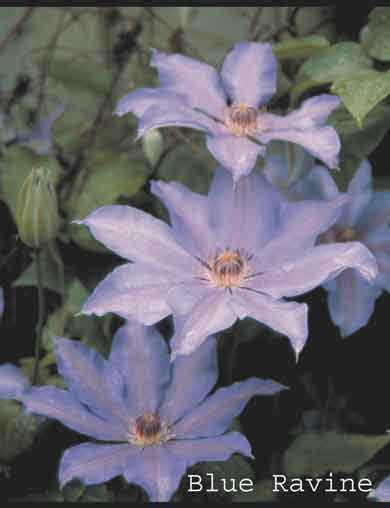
<box><xmin>71</xmin><ymin>219</ymin><xmax>84</xmax><ymax>226</ymax></box>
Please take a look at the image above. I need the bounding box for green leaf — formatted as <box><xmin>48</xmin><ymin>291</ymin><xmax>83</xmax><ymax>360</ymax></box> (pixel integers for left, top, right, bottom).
<box><xmin>62</xmin><ymin>480</ymin><xmax>86</xmax><ymax>502</ymax></box>
<box><xmin>80</xmin><ymin>485</ymin><xmax>113</xmax><ymax>502</ymax></box>
<box><xmin>42</xmin><ymin>278</ymin><xmax>111</xmax><ymax>357</ymax></box>
<box><xmin>0</xmin><ymin>400</ymin><xmax>38</xmax><ymax>462</ymax></box>
<box><xmin>19</xmin><ymin>355</ymin><xmax>51</xmax><ymax>385</ymax></box>
<box><xmin>233</xmin><ymin>479</ymin><xmax>277</xmax><ymax>502</ymax></box>
<box><xmin>195</xmin><ymin>453</ymin><xmax>254</xmax><ymax>497</ymax></box>
<box><xmin>284</xmin><ymin>431</ymin><xmax>390</xmax><ymax>477</ymax></box>
<box><xmin>332</xmin><ymin>70</ymin><xmax>390</xmax><ymax>127</ymax></box>
<box><xmin>157</xmin><ymin>144</ymin><xmax>213</xmax><ymax>195</ymax></box>
<box><xmin>48</xmin><ymin>57</ymin><xmax>113</xmax><ymax>96</ymax></box>
<box><xmin>1</xmin><ymin>146</ymin><xmax>62</xmax><ymax>219</ymax></box>
<box><xmin>329</xmin><ymin>104</ymin><xmax>390</xmax><ymax>190</ymax></box>
<box><xmin>297</xmin><ymin>42</ymin><xmax>373</xmax><ymax>83</ymax></box>
<box><xmin>19</xmin><ymin>483</ymin><xmax>112</xmax><ymax>503</ymax></box>
<box><xmin>66</xmin><ymin>150</ymin><xmax>151</xmax><ymax>252</ymax></box>
<box><xmin>273</xmin><ymin>35</ymin><xmax>330</xmax><ymax>61</ymax></box>
<box><xmin>292</xmin><ymin>42</ymin><xmax>373</xmax><ymax>103</ymax></box>
<box><xmin>361</xmin><ymin>7</ymin><xmax>390</xmax><ymax>62</ymax></box>
<box><xmin>13</xmin><ymin>245</ymin><xmax>63</xmax><ymax>292</ymax></box>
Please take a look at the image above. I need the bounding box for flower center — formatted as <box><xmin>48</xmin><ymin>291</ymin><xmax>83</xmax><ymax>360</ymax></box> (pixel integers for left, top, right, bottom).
<box><xmin>204</xmin><ymin>248</ymin><xmax>250</xmax><ymax>288</ymax></box>
<box><xmin>320</xmin><ymin>226</ymin><xmax>356</xmax><ymax>244</ymax></box>
<box><xmin>127</xmin><ymin>413</ymin><xmax>170</xmax><ymax>447</ymax></box>
<box><xmin>225</xmin><ymin>103</ymin><xmax>258</xmax><ymax>137</ymax></box>
<box><xmin>336</xmin><ymin>227</ymin><xmax>356</xmax><ymax>242</ymax></box>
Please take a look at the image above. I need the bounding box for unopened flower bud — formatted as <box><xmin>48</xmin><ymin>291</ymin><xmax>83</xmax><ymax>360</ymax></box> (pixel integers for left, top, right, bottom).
<box><xmin>16</xmin><ymin>167</ymin><xmax>60</xmax><ymax>248</ymax></box>
<box><xmin>142</xmin><ymin>129</ymin><xmax>164</xmax><ymax>168</ymax></box>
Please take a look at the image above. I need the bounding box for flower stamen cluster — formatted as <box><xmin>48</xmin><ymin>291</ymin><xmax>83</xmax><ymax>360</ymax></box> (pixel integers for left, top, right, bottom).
<box><xmin>198</xmin><ymin>248</ymin><xmax>252</xmax><ymax>288</ymax></box>
<box><xmin>225</xmin><ymin>104</ymin><xmax>258</xmax><ymax>137</ymax></box>
<box><xmin>320</xmin><ymin>226</ymin><xmax>356</xmax><ymax>244</ymax></box>
<box><xmin>127</xmin><ymin>413</ymin><xmax>174</xmax><ymax>447</ymax></box>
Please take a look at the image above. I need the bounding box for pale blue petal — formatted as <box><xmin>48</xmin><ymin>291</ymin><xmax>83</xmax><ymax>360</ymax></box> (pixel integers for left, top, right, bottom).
<box><xmin>59</xmin><ymin>442</ymin><xmax>136</xmax><ymax>488</ymax></box>
<box><xmin>167</xmin><ymin>281</ymin><xmax>210</xmax><ymax>317</ymax></box>
<box><xmin>54</xmin><ymin>338</ymin><xmax>129</xmax><ymax>424</ymax></box>
<box><xmin>253</xmin><ymin>195</ymin><xmax>348</xmax><ymax>271</ymax></box>
<box><xmin>173</xmin><ymin>377</ymin><xmax>285</xmax><ymax>438</ymax></box>
<box><xmin>137</xmin><ymin>103</ymin><xmax>216</xmax><ymax>139</ymax></box>
<box><xmin>358</xmin><ymin>191</ymin><xmax>390</xmax><ymax>232</ymax></box>
<box><xmin>249</xmin><ymin>242</ymin><xmax>378</xmax><ymax>299</ymax></box>
<box><xmin>22</xmin><ymin>386</ymin><xmax>126</xmax><ymax>441</ymax></box>
<box><xmin>258</xmin><ymin>95</ymin><xmax>341</xmax><ymax>168</ymax></box>
<box><xmin>170</xmin><ymin>289</ymin><xmax>237</xmax><ymax>358</ymax></box>
<box><xmin>17</xmin><ymin>104</ymin><xmax>65</xmax><ymax>155</ymax></box>
<box><xmin>373</xmin><ymin>253</ymin><xmax>390</xmax><ymax>292</ymax></box>
<box><xmin>123</xmin><ymin>445</ymin><xmax>187</xmax><ymax>502</ymax></box>
<box><xmin>221</xmin><ymin>42</ymin><xmax>277</xmax><ymax>107</ymax></box>
<box><xmin>232</xmin><ymin>289</ymin><xmax>308</xmax><ymax>357</ymax></box>
<box><xmin>208</xmin><ymin>166</ymin><xmax>282</xmax><ymax>251</ymax></box>
<box><xmin>151</xmin><ymin>50</ymin><xmax>227</xmax><ymax>119</ymax></box>
<box><xmin>368</xmin><ymin>476</ymin><xmax>390</xmax><ymax>502</ymax></box>
<box><xmin>75</xmin><ymin>205</ymin><xmax>198</xmax><ymax>273</ymax></box>
<box><xmin>206</xmin><ymin>132</ymin><xmax>266</xmax><ymax>183</ymax></box>
<box><xmin>325</xmin><ymin>269</ymin><xmax>382</xmax><ymax>337</ymax></box>
<box><xmin>0</xmin><ymin>364</ymin><xmax>28</xmax><ymax>399</ymax></box>
<box><xmin>82</xmin><ymin>263</ymin><xmax>177</xmax><ymax>324</ymax></box>
<box><xmin>343</xmin><ymin>159</ymin><xmax>372</xmax><ymax>226</ymax></box>
<box><xmin>36</xmin><ymin>104</ymin><xmax>66</xmax><ymax>136</ymax></box>
<box><xmin>109</xmin><ymin>322</ymin><xmax>170</xmax><ymax>416</ymax></box>
<box><xmin>115</xmin><ymin>88</ymin><xmax>185</xmax><ymax>117</ymax></box>
<box><xmin>263</xmin><ymin>94</ymin><xmax>341</xmax><ymax>128</ymax></box>
<box><xmin>159</xmin><ymin>336</ymin><xmax>218</xmax><ymax>425</ymax></box>
<box><xmin>150</xmin><ymin>180</ymin><xmax>216</xmax><ymax>258</ymax></box>
<box><xmin>291</xmin><ymin>164</ymin><xmax>339</xmax><ymax>201</ymax></box>
<box><xmin>258</xmin><ymin>123</ymin><xmax>340</xmax><ymax>169</ymax></box>
<box><xmin>364</xmin><ymin>226</ymin><xmax>390</xmax><ymax>291</ymax></box>
<box><xmin>168</xmin><ymin>432</ymin><xmax>253</xmax><ymax>467</ymax></box>
<box><xmin>261</xmin><ymin>155</ymin><xmax>289</xmax><ymax>190</ymax></box>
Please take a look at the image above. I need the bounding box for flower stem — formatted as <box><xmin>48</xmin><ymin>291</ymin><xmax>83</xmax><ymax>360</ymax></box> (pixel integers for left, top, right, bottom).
<box><xmin>32</xmin><ymin>248</ymin><xmax>45</xmax><ymax>385</ymax></box>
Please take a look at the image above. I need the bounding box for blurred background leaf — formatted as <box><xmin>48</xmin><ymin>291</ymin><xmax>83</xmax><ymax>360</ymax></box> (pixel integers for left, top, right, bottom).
<box><xmin>284</xmin><ymin>432</ymin><xmax>390</xmax><ymax>477</ymax></box>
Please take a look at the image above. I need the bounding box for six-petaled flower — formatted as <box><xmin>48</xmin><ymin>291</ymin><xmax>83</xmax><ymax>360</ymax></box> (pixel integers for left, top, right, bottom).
<box><xmin>115</xmin><ymin>42</ymin><xmax>341</xmax><ymax>182</ymax></box>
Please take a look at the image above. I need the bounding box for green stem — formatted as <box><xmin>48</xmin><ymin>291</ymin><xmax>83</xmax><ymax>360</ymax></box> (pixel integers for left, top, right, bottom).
<box><xmin>32</xmin><ymin>248</ymin><xmax>45</xmax><ymax>385</ymax></box>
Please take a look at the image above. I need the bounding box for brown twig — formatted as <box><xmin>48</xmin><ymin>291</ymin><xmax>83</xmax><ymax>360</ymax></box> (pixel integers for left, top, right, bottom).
<box><xmin>0</xmin><ymin>7</ymin><xmax>35</xmax><ymax>53</ymax></box>
<box><xmin>249</xmin><ymin>7</ymin><xmax>264</xmax><ymax>41</ymax></box>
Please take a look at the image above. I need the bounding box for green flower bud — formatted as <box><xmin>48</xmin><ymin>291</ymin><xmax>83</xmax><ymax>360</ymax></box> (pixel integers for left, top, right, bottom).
<box><xmin>142</xmin><ymin>129</ymin><xmax>164</xmax><ymax>168</ymax></box>
<box><xmin>16</xmin><ymin>167</ymin><xmax>60</xmax><ymax>248</ymax></box>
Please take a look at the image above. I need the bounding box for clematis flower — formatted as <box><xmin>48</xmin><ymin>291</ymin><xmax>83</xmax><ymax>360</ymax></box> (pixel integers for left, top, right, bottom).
<box><xmin>76</xmin><ymin>166</ymin><xmax>377</xmax><ymax>358</ymax></box>
<box><xmin>0</xmin><ymin>363</ymin><xmax>29</xmax><ymax>400</ymax></box>
<box><xmin>265</xmin><ymin>158</ymin><xmax>390</xmax><ymax>337</ymax></box>
<box><xmin>368</xmin><ymin>476</ymin><xmax>390</xmax><ymax>501</ymax></box>
<box><xmin>16</xmin><ymin>104</ymin><xmax>65</xmax><ymax>155</ymax></box>
<box><xmin>10</xmin><ymin>322</ymin><xmax>285</xmax><ymax>501</ymax></box>
<box><xmin>115</xmin><ymin>42</ymin><xmax>341</xmax><ymax>182</ymax></box>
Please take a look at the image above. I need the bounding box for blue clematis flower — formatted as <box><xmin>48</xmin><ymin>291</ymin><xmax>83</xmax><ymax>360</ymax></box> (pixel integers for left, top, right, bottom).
<box><xmin>15</xmin><ymin>104</ymin><xmax>65</xmax><ymax>155</ymax></box>
<box><xmin>265</xmin><ymin>157</ymin><xmax>390</xmax><ymax>337</ymax></box>
<box><xmin>76</xmin><ymin>166</ymin><xmax>377</xmax><ymax>358</ymax></box>
<box><xmin>0</xmin><ymin>363</ymin><xmax>29</xmax><ymax>400</ymax></box>
<box><xmin>115</xmin><ymin>42</ymin><xmax>341</xmax><ymax>182</ymax></box>
<box><xmin>6</xmin><ymin>322</ymin><xmax>285</xmax><ymax>501</ymax></box>
<box><xmin>368</xmin><ymin>476</ymin><xmax>390</xmax><ymax>501</ymax></box>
